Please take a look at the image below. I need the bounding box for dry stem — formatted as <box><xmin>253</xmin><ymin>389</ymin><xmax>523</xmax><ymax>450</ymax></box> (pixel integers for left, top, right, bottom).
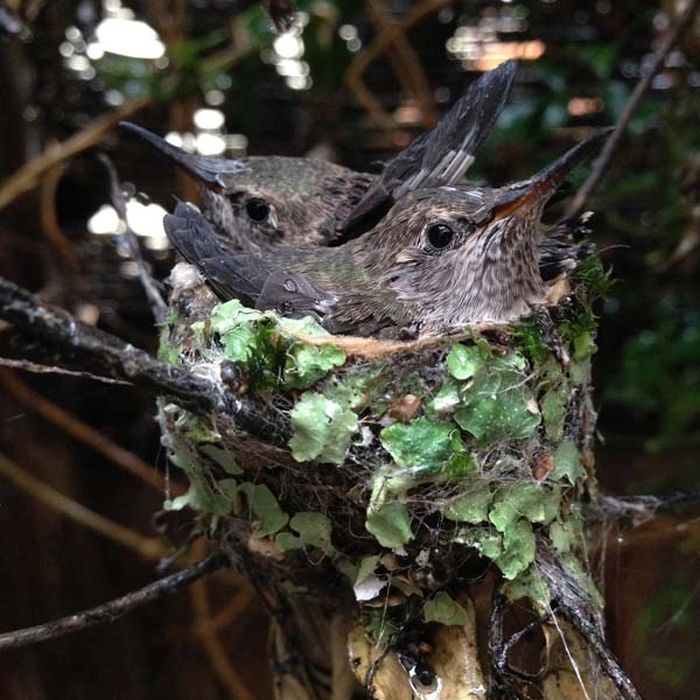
<box><xmin>0</xmin><ymin>552</ymin><xmax>225</xmax><ymax>651</ymax></box>
<box><xmin>0</xmin><ymin>452</ymin><xmax>165</xmax><ymax>561</ymax></box>
<box><xmin>568</xmin><ymin>0</ymin><xmax>700</xmax><ymax>216</ymax></box>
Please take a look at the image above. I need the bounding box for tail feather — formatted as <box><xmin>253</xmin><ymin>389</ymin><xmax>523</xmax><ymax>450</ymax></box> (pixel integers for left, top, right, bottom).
<box><xmin>341</xmin><ymin>60</ymin><xmax>517</xmax><ymax>238</ymax></box>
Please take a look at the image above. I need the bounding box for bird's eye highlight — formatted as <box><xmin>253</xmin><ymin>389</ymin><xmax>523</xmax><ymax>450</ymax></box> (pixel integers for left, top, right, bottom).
<box><xmin>245</xmin><ymin>198</ymin><xmax>271</xmax><ymax>222</ymax></box>
<box><xmin>426</xmin><ymin>222</ymin><xmax>454</xmax><ymax>249</ymax></box>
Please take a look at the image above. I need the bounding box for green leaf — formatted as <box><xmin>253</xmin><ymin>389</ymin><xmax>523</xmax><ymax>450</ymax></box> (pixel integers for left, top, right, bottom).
<box><xmin>455</xmin><ymin>369</ymin><xmax>540</xmax><ymax>443</ymax></box>
<box><xmin>200</xmin><ymin>444</ymin><xmax>243</xmax><ymax>475</ymax></box>
<box><xmin>489</xmin><ymin>484</ymin><xmax>560</xmax><ymax>532</ymax></box>
<box><xmin>454</xmin><ymin>528</ymin><xmax>502</xmax><ymax>560</ymax></box>
<box><xmin>442</xmin><ymin>482</ymin><xmax>492</xmax><ymax>523</ymax></box>
<box><xmin>209</xmin><ymin>299</ymin><xmax>263</xmax><ymax>335</ymax></box>
<box><xmin>446</xmin><ymin>344</ymin><xmax>483</xmax><ymax>380</ymax></box>
<box><xmin>289</xmin><ymin>393</ymin><xmax>358</xmax><ymax>464</ymax></box>
<box><xmin>553</xmin><ymin>440</ymin><xmax>584</xmax><ymax>484</ymax></box>
<box><xmin>423</xmin><ymin>592</ymin><xmax>468</xmax><ymax>626</ymax></box>
<box><xmin>501</xmin><ymin>570</ymin><xmax>550</xmax><ymax>611</ymax></box>
<box><xmin>167</xmin><ymin>477</ymin><xmax>237</xmax><ymax>517</ymax></box>
<box><xmin>429</xmin><ymin>380</ymin><xmax>461</xmax><ymax>415</ymax></box>
<box><xmin>157</xmin><ymin>323</ymin><xmax>181</xmax><ymax>365</ymax></box>
<box><xmin>238</xmin><ymin>483</ymin><xmax>289</xmax><ymax>537</ymax></box>
<box><xmin>380</xmin><ymin>417</ymin><xmax>462</xmax><ymax>470</ymax></box>
<box><xmin>496</xmin><ymin>518</ymin><xmax>536</xmax><ymax>580</ymax></box>
<box><xmin>365</xmin><ymin>502</ymin><xmax>413</xmax><ymax>549</ymax></box>
<box><xmin>277</xmin><ymin>315</ymin><xmax>331</xmax><ymax>337</ymax></box>
<box><xmin>541</xmin><ymin>386</ymin><xmax>567</xmax><ymax>442</ymax></box>
<box><xmin>275</xmin><ymin>512</ymin><xmax>334</xmax><ymax>554</ymax></box>
<box><xmin>284</xmin><ymin>342</ymin><xmax>346</xmax><ymax>390</ymax></box>
<box><xmin>573</xmin><ymin>330</ymin><xmax>597</xmax><ymax>361</ymax></box>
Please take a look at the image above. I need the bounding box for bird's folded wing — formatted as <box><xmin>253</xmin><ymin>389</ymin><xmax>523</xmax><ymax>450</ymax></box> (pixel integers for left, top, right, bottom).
<box><xmin>164</xmin><ymin>202</ymin><xmax>331</xmax><ymax>321</ymax></box>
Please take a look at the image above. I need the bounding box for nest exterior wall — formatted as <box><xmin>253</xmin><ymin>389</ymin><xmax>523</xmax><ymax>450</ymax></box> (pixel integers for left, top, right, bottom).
<box><xmin>156</xmin><ymin>257</ymin><xmax>615</xmax><ymax>698</ymax></box>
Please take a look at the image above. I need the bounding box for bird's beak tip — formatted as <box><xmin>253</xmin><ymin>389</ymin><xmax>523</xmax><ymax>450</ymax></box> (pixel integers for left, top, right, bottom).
<box><xmin>492</xmin><ymin>127</ymin><xmax>612</xmax><ymax>220</ymax></box>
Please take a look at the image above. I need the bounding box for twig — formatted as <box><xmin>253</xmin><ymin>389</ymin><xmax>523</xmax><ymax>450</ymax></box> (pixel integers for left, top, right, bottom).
<box><xmin>0</xmin><ymin>452</ymin><xmax>165</xmax><ymax>562</ymax></box>
<box><xmin>190</xmin><ymin>564</ymin><xmax>257</xmax><ymax>700</ymax></box>
<box><xmin>568</xmin><ymin>0</ymin><xmax>700</xmax><ymax>216</ymax></box>
<box><xmin>0</xmin><ymin>275</ymin><xmax>226</xmax><ymax>414</ymax></box>
<box><xmin>0</xmin><ymin>369</ymin><xmax>182</xmax><ymax>494</ymax></box>
<box><xmin>0</xmin><ymin>357</ymin><xmax>131</xmax><ymax>385</ymax></box>
<box><xmin>99</xmin><ymin>154</ymin><xmax>168</xmax><ymax>325</ymax></box>
<box><xmin>0</xmin><ymin>552</ymin><xmax>225</xmax><ymax>651</ymax></box>
<box><xmin>0</xmin><ymin>275</ymin><xmax>291</xmax><ymax>445</ymax></box>
<box><xmin>366</xmin><ymin>0</ymin><xmax>437</xmax><ymax>129</ymax></box>
<box><xmin>345</xmin><ymin>0</ymin><xmax>451</xmax><ymax>134</ymax></box>
<box><xmin>39</xmin><ymin>161</ymin><xmax>80</xmax><ymax>271</ymax></box>
<box><xmin>0</xmin><ymin>98</ymin><xmax>150</xmax><ymax>212</ymax></box>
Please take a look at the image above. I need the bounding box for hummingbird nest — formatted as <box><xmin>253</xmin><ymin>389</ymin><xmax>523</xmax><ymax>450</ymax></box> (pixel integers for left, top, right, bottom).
<box><xmin>157</xmin><ymin>255</ymin><xmax>614</xmax><ymax>697</ymax></box>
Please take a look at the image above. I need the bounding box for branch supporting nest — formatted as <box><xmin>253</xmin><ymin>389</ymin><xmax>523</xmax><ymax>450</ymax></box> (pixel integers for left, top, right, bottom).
<box><xmin>0</xmin><ymin>275</ymin><xmax>226</xmax><ymax>413</ymax></box>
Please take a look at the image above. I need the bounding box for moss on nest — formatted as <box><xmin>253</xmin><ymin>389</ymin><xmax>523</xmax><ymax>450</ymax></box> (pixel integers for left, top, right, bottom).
<box><xmin>157</xmin><ymin>254</ymin><xmax>605</xmax><ymax>641</ymax></box>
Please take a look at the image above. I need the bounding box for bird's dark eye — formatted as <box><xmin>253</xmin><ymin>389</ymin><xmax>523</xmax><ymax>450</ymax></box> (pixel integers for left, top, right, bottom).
<box><xmin>426</xmin><ymin>222</ymin><xmax>454</xmax><ymax>249</ymax></box>
<box><xmin>245</xmin><ymin>198</ymin><xmax>270</xmax><ymax>222</ymax></box>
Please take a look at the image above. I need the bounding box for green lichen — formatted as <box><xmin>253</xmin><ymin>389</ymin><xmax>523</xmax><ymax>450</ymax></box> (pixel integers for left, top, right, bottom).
<box><xmin>365</xmin><ymin>501</ymin><xmax>413</xmax><ymax>549</ymax></box>
<box><xmin>238</xmin><ymin>482</ymin><xmax>289</xmax><ymax>537</ymax></box>
<box><xmin>380</xmin><ymin>416</ymin><xmax>463</xmax><ymax>471</ymax></box>
<box><xmin>423</xmin><ymin>591</ymin><xmax>469</xmax><ymax>626</ymax></box>
<box><xmin>276</xmin><ymin>512</ymin><xmax>334</xmax><ymax>554</ymax></box>
<box><xmin>289</xmin><ymin>393</ymin><xmax>359</xmax><ymax>464</ymax></box>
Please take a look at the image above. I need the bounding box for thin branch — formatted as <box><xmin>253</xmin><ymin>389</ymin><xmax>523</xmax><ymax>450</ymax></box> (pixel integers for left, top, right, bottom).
<box><xmin>193</xmin><ymin>587</ymin><xmax>255</xmax><ymax>636</ymax></box>
<box><xmin>0</xmin><ymin>357</ymin><xmax>131</xmax><ymax>385</ymax></box>
<box><xmin>0</xmin><ymin>452</ymin><xmax>165</xmax><ymax>561</ymax></box>
<box><xmin>0</xmin><ymin>275</ymin><xmax>291</xmax><ymax>445</ymax></box>
<box><xmin>39</xmin><ymin>160</ymin><xmax>81</xmax><ymax>271</ymax></box>
<box><xmin>345</xmin><ymin>0</ymin><xmax>451</xmax><ymax>133</ymax></box>
<box><xmin>99</xmin><ymin>153</ymin><xmax>168</xmax><ymax>325</ymax></box>
<box><xmin>568</xmin><ymin>0</ymin><xmax>700</xmax><ymax>216</ymax></box>
<box><xmin>366</xmin><ymin>0</ymin><xmax>438</xmax><ymax>129</ymax></box>
<box><xmin>0</xmin><ymin>553</ymin><xmax>225</xmax><ymax>651</ymax></box>
<box><xmin>0</xmin><ymin>369</ymin><xmax>182</xmax><ymax>494</ymax></box>
<box><xmin>0</xmin><ymin>98</ymin><xmax>150</xmax><ymax>212</ymax></box>
<box><xmin>190</xmin><ymin>576</ymin><xmax>257</xmax><ymax>700</ymax></box>
<box><xmin>0</xmin><ymin>275</ymin><xmax>226</xmax><ymax>414</ymax></box>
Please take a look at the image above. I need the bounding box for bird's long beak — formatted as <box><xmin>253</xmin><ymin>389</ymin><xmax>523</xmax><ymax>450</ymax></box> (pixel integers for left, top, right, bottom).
<box><xmin>492</xmin><ymin>127</ymin><xmax>613</xmax><ymax>220</ymax></box>
<box><xmin>120</xmin><ymin>122</ymin><xmax>247</xmax><ymax>191</ymax></box>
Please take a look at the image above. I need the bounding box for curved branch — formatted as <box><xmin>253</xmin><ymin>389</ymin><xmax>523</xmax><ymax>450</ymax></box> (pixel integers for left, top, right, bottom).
<box><xmin>0</xmin><ymin>553</ymin><xmax>225</xmax><ymax>651</ymax></box>
<box><xmin>0</xmin><ymin>98</ymin><xmax>150</xmax><ymax>212</ymax></box>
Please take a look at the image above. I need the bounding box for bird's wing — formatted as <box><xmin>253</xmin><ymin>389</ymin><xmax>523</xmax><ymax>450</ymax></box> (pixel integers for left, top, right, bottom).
<box><xmin>340</xmin><ymin>60</ymin><xmax>517</xmax><ymax>237</ymax></box>
<box><xmin>164</xmin><ymin>202</ymin><xmax>332</xmax><ymax>321</ymax></box>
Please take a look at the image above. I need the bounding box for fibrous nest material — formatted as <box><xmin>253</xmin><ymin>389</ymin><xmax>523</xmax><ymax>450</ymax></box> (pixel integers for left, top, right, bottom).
<box><xmin>156</xmin><ymin>254</ymin><xmax>625</xmax><ymax>699</ymax></box>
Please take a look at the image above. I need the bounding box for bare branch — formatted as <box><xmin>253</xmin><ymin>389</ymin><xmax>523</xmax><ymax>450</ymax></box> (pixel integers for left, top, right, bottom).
<box><xmin>0</xmin><ymin>452</ymin><xmax>166</xmax><ymax>560</ymax></box>
<box><xmin>0</xmin><ymin>98</ymin><xmax>150</xmax><ymax>212</ymax></box>
<box><xmin>189</xmin><ymin>548</ymin><xmax>257</xmax><ymax>700</ymax></box>
<box><xmin>0</xmin><ymin>553</ymin><xmax>225</xmax><ymax>651</ymax></box>
<box><xmin>0</xmin><ymin>357</ymin><xmax>131</xmax><ymax>385</ymax></box>
<box><xmin>0</xmin><ymin>275</ymin><xmax>227</xmax><ymax>414</ymax></box>
<box><xmin>99</xmin><ymin>153</ymin><xmax>168</xmax><ymax>325</ymax></box>
<box><xmin>568</xmin><ymin>0</ymin><xmax>700</xmax><ymax>216</ymax></box>
<box><xmin>0</xmin><ymin>276</ymin><xmax>291</xmax><ymax>445</ymax></box>
<box><xmin>0</xmin><ymin>369</ymin><xmax>182</xmax><ymax>493</ymax></box>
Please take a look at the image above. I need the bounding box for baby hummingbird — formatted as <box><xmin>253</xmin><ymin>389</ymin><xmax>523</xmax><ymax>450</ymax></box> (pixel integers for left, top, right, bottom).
<box><xmin>163</xmin><ymin>129</ymin><xmax>611</xmax><ymax>338</ymax></box>
<box><xmin>121</xmin><ymin>60</ymin><xmax>517</xmax><ymax>250</ymax></box>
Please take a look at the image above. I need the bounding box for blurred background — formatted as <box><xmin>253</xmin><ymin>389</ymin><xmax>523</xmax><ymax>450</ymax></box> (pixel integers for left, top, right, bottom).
<box><xmin>0</xmin><ymin>0</ymin><xmax>698</xmax><ymax>698</ymax></box>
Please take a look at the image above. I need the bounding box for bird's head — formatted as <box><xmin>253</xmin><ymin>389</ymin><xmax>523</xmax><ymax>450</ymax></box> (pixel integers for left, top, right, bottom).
<box><xmin>120</xmin><ymin>122</ymin><xmax>360</xmax><ymax>250</ymax></box>
<box><xmin>364</xmin><ymin>128</ymin><xmax>611</xmax><ymax>328</ymax></box>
